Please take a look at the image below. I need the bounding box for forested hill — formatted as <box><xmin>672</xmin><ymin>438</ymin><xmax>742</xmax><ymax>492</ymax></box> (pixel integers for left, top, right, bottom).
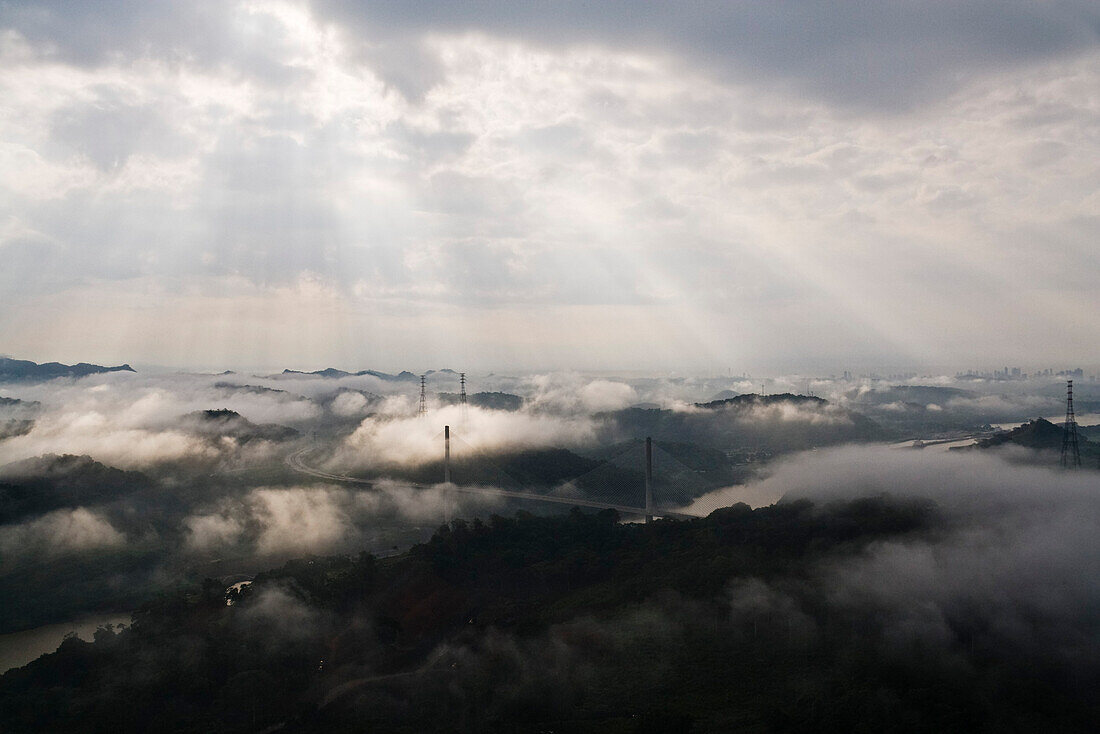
<box><xmin>0</xmin><ymin>358</ymin><xmax>135</xmax><ymax>382</ymax></box>
<box><xmin>2</xmin><ymin>497</ymin><xmax>1094</xmax><ymax>733</ymax></box>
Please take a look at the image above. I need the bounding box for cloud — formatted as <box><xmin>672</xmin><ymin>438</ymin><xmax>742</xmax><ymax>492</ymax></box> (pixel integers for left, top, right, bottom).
<box><xmin>2</xmin><ymin>2</ymin><xmax>1100</xmax><ymax>371</ymax></box>
<box><xmin>734</xmin><ymin>401</ymin><xmax>853</xmax><ymax>426</ymax></box>
<box><xmin>0</xmin><ymin>410</ymin><xmax>215</xmax><ymax>469</ymax></box>
<box><xmin>182</xmin><ymin>481</ymin><xmax>501</xmax><ymax>557</ymax></box>
<box><xmin>183</xmin><ymin>512</ymin><xmax>244</xmax><ymax>551</ymax></box>
<box><xmin>687</xmin><ymin>446</ymin><xmax>1100</xmax><ymax>700</ymax></box>
<box><xmin>249</xmin><ymin>487</ymin><xmax>354</xmax><ymax>555</ymax></box>
<box><xmin>329</xmin><ymin>390</ymin><xmax>372</xmax><ymax>417</ymax></box>
<box><xmin>0</xmin><ymin>372</ymin><xmax>318</xmax><ymax>468</ymax></box>
<box><xmin>313</xmin><ymin>1</ymin><xmax>1100</xmax><ymax>110</ymax></box>
<box><xmin>237</xmin><ymin>585</ymin><xmax>323</xmax><ymax>644</ymax></box>
<box><xmin>334</xmin><ymin>404</ymin><xmax>598</xmax><ymax>469</ymax></box>
<box><xmin>0</xmin><ymin>507</ymin><xmax>125</xmax><ymax>568</ymax></box>
<box><xmin>688</xmin><ymin>447</ymin><xmax>1100</xmax><ymax>641</ymax></box>
<box><xmin>688</xmin><ymin>443</ymin><xmax>1096</xmax><ymax>513</ymax></box>
<box><xmin>578</xmin><ymin>380</ymin><xmax>638</xmax><ymax>412</ymax></box>
<box><xmin>521</xmin><ymin>373</ymin><xmax>639</xmax><ymax>414</ymax></box>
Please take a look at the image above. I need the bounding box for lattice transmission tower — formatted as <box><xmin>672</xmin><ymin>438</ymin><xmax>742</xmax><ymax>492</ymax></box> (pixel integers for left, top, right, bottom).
<box><xmin>1061</xmin><ymin>379</ymin><xmax>1080</xmax><ymax>469</ymax></box>
<box><xmin>459</xmin><ymin>372</ymin><xmax>468</xmax><ymax>423</ymax></box>
<box><xmin>418</xmin><ymin>374</ymin><xmax>427</xmax><ymax>417</ymax></box>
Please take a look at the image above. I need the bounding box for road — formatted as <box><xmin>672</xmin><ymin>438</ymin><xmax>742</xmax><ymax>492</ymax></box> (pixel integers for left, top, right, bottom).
<box><xmin>285</xmin><ymin>447</ymin><xmax>700</xmax><ymax>520</ymax></box>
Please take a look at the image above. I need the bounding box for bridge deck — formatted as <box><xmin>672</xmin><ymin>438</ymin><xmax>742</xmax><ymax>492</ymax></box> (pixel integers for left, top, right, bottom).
<box><xmin>286</xmin><ymin>447</ymin><xmax>701</xmax><ymax>521</ymax></box>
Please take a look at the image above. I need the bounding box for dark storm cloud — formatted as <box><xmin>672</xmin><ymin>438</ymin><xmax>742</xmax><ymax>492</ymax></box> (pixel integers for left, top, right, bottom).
<box><xmin>6</xmin><ymin>1</ymin><xmax>1099</xmax><ymax>110</ymax></box>
<box><xmin>311</xmin><ymin>0</ymin><xmax>1100</xmax><ymax>109</ymax></box>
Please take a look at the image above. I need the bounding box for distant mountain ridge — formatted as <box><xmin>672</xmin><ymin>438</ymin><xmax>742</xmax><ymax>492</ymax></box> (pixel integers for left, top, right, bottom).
<box><xmin>695</xmin><ymin>392</ymin><xmax>828</xmax><ymax>410</ymax></box>
<box><xmin>280</xmin><ymin>368</ymin><xmax>419</xmax><ymax>381</ymax></box>
<box><xmin>0</xmin><ymin>358</ymin><xmax>134</xmax><ymax>382</ymax></box>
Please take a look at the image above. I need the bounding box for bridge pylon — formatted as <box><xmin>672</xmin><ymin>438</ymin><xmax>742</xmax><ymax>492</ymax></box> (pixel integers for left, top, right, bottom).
<box><xmin>645</xmin><ymin>436</ymin><xmax>653</xmax><ymax>523</ymax></box>
<box><xmin>444</xmin><ymin>425</ymin><xmax>452</xmax><ymax>484</ymax></box>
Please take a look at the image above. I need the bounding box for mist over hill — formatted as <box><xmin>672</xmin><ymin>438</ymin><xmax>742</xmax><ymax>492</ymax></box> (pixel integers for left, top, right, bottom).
<box><xmin>2</xmin><ymin>469</ymin><xmax>1096</xmax><ymax>732</ymax></box>
<box><xmin>280</xmin><ymin>368</ymin><xmax>420</xmax><ymax>382</ymax></box>
<box><xmin>959</xmin><ymin>417</ymin><xmax>1100</xmax><ymax>466</ymax></box>
<box><xmin>437</xmin><ymin>391</ymin><xmax>525</xmax><ymax>411</ymax></box>
<box><xmin>0</xmin><ymin>364</ymin><xmax>1096</xmax><ymax>731</ymax></box>
<box><xmin>5</xmin><ymin>0</ymin><xmax>1100</xmax><ymax>727</ymax></box>
<box><xmin>178</xmin><ymin>409</ymin><xmax>300</xmax><ymax>444</ymax></box>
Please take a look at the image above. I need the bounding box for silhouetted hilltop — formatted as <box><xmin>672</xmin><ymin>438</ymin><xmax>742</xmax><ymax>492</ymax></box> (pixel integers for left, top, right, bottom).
<box><xmin>0</xmin><ymin>358</ymin><xmax>134</xmax><ymax>382</ymax></box>
<box><xmin>367</xmin><ymin>369</ymin><xmax>419</xmax><ymax>381</ymax></box>
<box><xmin>973</xmin><ymin>418</ymin><xmax>1088</xmax><ymax>451</ymax></box>
<box><xmin>0</xmin><ymin>454</ymin><xmax>151</xmax><ymax>524</ymax></box>
<box><xmin>957</xmin><ymin>418</ymin><xmax>1099</xmax><ymax>467</ymax></box>
<box><xmin>282</xmin><ymin>367</ymin><xmax>351</xmax><ymax>378</ymax></box>
<box><xmin>987</xmin><ymin>418</ymin><xmax>1061</xmax><ymax>448</ymax></box>
<box><xmin>280</xmin><ymin>368</ymin><xmax>419</xmax><ymax>381</ymax></box>
<box><xmin>437</xmin><ymin>391</ymin><xmax>524</xmax><ymax>411</ymax></box>
<box><xmin>609</xmin><ymin>393</ymin><xmax>885</xmax><ymax>452</ymax></box>
<box><xmin>0</xmin><ymin>396</ymin><xmax>40</xmax><ymax>414</ymax></box>
<box><xmin>0</xmin><ymin>419</ymin><xmax>33</xmax><ymax>440</ymax></box>
<box><xmin>179</xmin><ymin>409</ymin><xmax>299</xmax><ymax>442</ymax></box>
<box><xmin>706</xmin><ymin>389</ymin><xmax>741</xmax><ymax>401</ymax></box>
<box><xmin>0</xmin><ymin>397</ymin><xmax>39</xmax><ymax>439</ymax></box>
<box><xmin>2</xmin><ymin>496</ymin><xmax>1091</xmax><ymax>732</ymax></box>
<box><xmin>695</xmin><ymin>392</ymin><xmax>828</xmax><ymax>410</ymax></box>
<box><xmin>212</xmin><ymin>382</ymin><xmax>292</xmax><ymax>397</ymax></box>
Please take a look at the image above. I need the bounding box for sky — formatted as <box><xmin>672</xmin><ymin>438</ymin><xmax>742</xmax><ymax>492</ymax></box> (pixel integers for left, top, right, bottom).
<box><xmin>1</xmin><ymin>1</ymin><xmax>1098</xmax><ymax>374</ymax></box>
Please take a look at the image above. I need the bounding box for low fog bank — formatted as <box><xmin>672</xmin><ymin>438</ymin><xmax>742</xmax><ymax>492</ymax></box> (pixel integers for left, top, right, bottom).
<box><xmin>387</xmin><ymin>449</ymin><xmax>1100</xmax><ymax>729</ymax></box>
<box><xmin>686</xmin><ymin>446</ymin><xmax>1100</xmax><ymax>703</ymax></box>
<box><xmin>0</xmin><ymin>366</ymin><xmax>1093</xmax><ymax>641</ymax></box>
<box><xmin>1</xmin><ymin>368</ymin><xmax>1085</xmax><ymax>472</ymax></box>
<box><xmin>0</xmin><ymin>373</ymin><xmax>317</xmax><ymax>470</ymax></box>
<box><xmin>182</xmin><ymin>482</ymin><xmax>500</xmax><ymax>558</ymax></box>
<box><xmin>329</xmin><ymin>404</ymin><xmax>601</xmax><ymax>472</ymax></box>
<box><xmin>689</xmin><ymin>443</ymin><xmax>1099</xmax><ymax>509</ymax></box>
<box><xmin>4</xmin><ymin>458</ymin><xmax>1094</xmax><ymax>731</ymax></box>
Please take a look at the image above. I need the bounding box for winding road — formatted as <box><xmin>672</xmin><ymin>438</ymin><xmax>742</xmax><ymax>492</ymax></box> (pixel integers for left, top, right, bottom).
<box><xmin>285</xmin><ymin>447</ymin><xmax>700</xmax><ymax>520</ymax></box>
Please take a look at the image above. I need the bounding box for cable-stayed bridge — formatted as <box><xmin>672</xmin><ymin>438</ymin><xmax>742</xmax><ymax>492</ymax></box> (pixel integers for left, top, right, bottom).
<box><xmin>284</xmin><ymin>428</ymin><xmax>725</xmax><ymax>521</ymax></box>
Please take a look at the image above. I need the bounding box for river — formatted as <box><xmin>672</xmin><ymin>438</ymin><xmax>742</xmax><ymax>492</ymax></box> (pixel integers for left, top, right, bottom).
<box><xmin>0</xmin><ymin>613</ymin><xmax>131</xmax><ymax>674</ymax></box>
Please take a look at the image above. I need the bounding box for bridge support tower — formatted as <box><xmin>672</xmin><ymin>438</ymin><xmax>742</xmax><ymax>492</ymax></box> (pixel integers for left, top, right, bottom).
<box><xmin>444</xmin><ymin>425</ymin><xmax>452</xmax><ymax>483</ymax></box>
<box><xmin>645</xmin><ymin>436</ymin><xmax>653</xmax><ymax>523</ymax></box>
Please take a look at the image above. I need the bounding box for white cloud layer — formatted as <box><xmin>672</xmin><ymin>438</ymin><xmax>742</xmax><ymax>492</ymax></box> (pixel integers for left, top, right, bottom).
<box><xmin>334</xmin><ymin>404</ymin><xmax>597</xmax><ymax>469</ymax></box>
<box><xmin>0</xmin><ymin>372</ymin><xmax>313</xmax><ymax>468</ymax></box>
<box><xmin>183</xmin><ymin>482</ymin><xmax>500</xmax><ymax>557</ymax></box>
<box><xmin>704</xmin><ymin>446</ymin><xmax>1100</xmax><ymax>672</ymax></box>
<box><xmin>0</xmin><ymin>2</ymin><xmax>1098</xmax><ymax>372</ymax></box>
<box><xmin>0</xmin><ymin>507</ymin><xmax>125</xmax><ymax>569</ymax></box>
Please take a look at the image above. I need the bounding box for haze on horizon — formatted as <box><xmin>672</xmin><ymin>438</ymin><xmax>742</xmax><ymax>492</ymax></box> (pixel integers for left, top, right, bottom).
<box><xmin>2</xmin><ymin>1</ymin><xmax>1099</xmax><ymax>372</ymax></box>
